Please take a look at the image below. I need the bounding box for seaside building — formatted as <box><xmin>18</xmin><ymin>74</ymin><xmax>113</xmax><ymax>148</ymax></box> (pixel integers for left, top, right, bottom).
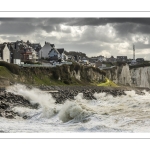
<box><xmin>39</xmin><ymin>42</ymin><xmax>55</xmax><ymax>59</ymax></box>
<box><xmin>0</xmin><ymin>43</ymin><xmax>10</xmax><ymax>63</ymax></box>
<box><xmin>48</xmin><ymin>47</ymin><xmax>67</xmax><ymax>62</ymax></box>
<box><xmin>107</xmin><ymin>56</ymin><xmax>116</xmax><ymax>63</ymax></box>
<box><xmin>116</xmin><ymin>56</ymin><xmax>128</xmax><ymax>62</ymax></box>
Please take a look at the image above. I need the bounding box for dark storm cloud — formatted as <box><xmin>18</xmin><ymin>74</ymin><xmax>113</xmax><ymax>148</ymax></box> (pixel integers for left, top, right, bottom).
<box><xmin>1</xmin><ymin>18</ymin><xmax>150</xmax><ymax>58</ymax></box>
<box><xmin>39</xmin><ymin>25</ymin><xmax>56</xmax><ymax>33</ymax></box>
<box><xmin>66</xmin><ymin>18</ymin><xmax>150</xmax><ymax>26</ymax></box>
<box><xmin>1</xmin><ymin>18</ymin><xmax>150</xmax><ymax>35</ymax></box>
<box><xmin>113</xmin><ymin>23</ymin><xmax>150</xmax><ymax>36</ymax></box>
<box><xmin>0</xmin><ymin>18</ymin><xmax>73</xmax><ymax>34</ymax></box>
<box><xmin>0</xmin><ymin>18</ymin><xmax>71</xmax><ymax>26</ymax></box>
<box><xmin>1</xmin><ymin>18</ymin><xmax>150</xmax><ymax>26</ymax></box>
<box><xmin>0</xmin><ymin>22</ymin><xmax>37</xmax><ymax>35</ymax></box>
<box><xmin>66</xmin><ymin>18</ymin><xmax>150</xmax><ymax>35</ymax></box>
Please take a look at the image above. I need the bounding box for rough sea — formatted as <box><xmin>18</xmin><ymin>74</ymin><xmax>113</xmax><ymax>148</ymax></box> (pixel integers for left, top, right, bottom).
<box><xmin>1</xmin><ymin>84</ymin><xmax>150</xmax><ymax>133</ymax></box>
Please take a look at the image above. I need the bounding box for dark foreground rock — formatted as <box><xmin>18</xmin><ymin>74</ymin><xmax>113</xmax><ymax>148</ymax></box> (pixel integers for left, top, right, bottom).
<box><xmin>0</xmin><ymin>89</ymin><xmax>39</xmax><ymax>119</ymax></box>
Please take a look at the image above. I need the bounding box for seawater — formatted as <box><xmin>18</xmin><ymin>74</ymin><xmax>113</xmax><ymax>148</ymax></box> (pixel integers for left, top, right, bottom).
<box><xmin>1</xmin><ymin>84</ymin><xmax>150</xmax><ymax>133</ymax></box>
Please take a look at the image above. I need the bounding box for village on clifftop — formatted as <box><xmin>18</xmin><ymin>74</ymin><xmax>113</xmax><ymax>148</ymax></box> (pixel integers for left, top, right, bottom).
<box><xmin>0</xmin><ymin>40</ymin><xmax>146</xmax><ymax>70</ymax></box>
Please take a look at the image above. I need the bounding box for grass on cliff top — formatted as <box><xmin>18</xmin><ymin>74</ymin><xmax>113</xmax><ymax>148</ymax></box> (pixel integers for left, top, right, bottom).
<box><xmin>97</xmin><ymin>77</ymin><xmax>118</xmax><ymax>87</ymax></box>
<box><xmin>0</xmin><ymin>66</ymin><xmax>14</xmax><ymax>80</ymax></box>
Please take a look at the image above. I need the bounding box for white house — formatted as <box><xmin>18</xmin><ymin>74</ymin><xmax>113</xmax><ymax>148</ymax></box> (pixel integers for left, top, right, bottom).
<box><xmin>131</xmin><ymin>59</ymin><xmax>137</xmax><ymax>65</ymax></box>
<box><xmin>81</xmin><ymin>57</ymin><xmax>89</xmax><ymax>64</ymax></box>
<box><xmin>31</xmin><ymin>48</ymin><xmax>38</xmax><ymax>62</ymax></box>
<box><xmin>48</xmin><ymin>48</ymin><xmax>67</xmax><ymax>62</ymax></box>
<box><xmin>97</xmin><ymin>55</ymin><xmax>106</xmax><ymax>62</ymax></box>
<box><xmin>39</xmin><ymin>42</ymin><xmax>54</xmax><ymax>59</ymax></box>
<box><xmin>0</xmin><ymin>43</ymin><xmax>10</xmax><ymax>63</ymax></box>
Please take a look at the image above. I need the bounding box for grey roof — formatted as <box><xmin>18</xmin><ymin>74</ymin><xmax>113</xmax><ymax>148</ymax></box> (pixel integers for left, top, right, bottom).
<box><xmin>0</xmin><ymin>44</ymin><xmax>5</xmax><ymax>52</ymax></box>
<box><xmin>50</xmin><ymin>44</ymin><xmax>55</xmax><ymax>47</ymax></box>
<box><xmin>136</xmin><ymin>58</ymin><xmax>144</xmax><ymax>59</ymax></box>
<box><xmin>49</xmin><ymin>47</ymin><xmax>59</xmax><ymax>54</ymax></box>
<box><xmin>117</xmin><ymin>56</ymin><xmax>127</xmax><ymax>58</ymax></box>
<box><xmin>57</xmin><ymin>48</ymin><xmax>64</xmax><ymax>54</ymax></box>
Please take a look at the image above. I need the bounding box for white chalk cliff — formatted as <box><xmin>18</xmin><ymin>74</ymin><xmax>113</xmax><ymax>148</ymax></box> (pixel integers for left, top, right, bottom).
<box><xmin>111</xmin><ymin>64</ymin><xmax>150</xmax><ymax>88</ymax></box>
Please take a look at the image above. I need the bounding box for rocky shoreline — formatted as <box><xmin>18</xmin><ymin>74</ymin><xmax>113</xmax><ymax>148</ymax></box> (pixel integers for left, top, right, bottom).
<box><xmin>39</xmin><ymin>85</ymin><xmax>147</xmax><ymax>104</ymax></box>
<box><xmin>0</xmin><ymin>85</ymin><xmax>149</xmax><ymax>119</ymax></box>
<box><xmin>0</xmin><ymin>89</ymin><xmax>38</xmax><ymax>119</ymax></box>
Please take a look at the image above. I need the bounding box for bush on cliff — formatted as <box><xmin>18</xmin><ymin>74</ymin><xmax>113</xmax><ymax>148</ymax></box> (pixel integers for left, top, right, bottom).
<box><xmin>129</xmin><ymin>62</ymin><xmax>150</xmax><ymax>69</ymax></box>
<box><xmin>0</xmin><ymin>61</ymin><xmax>19</xmax><ymax>75</ymax></box>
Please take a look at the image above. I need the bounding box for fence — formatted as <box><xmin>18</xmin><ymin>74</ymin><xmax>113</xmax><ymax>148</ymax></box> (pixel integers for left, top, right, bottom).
<box><xmin>18</xmin><ymin>62</ymin><xmax>72</xmax><ymax>68</ymax></box>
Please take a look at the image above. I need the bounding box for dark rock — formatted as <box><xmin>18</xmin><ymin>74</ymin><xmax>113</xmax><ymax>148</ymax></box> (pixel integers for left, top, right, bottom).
<box><xmin>23</xmin><ymin>115</ymin><xmax>28</xmax><ymax>119</ymax></box>
<box><xmin>5</xmin><ymin>115</ymin><xmax>14</xmax><ymax>119</ymax></box>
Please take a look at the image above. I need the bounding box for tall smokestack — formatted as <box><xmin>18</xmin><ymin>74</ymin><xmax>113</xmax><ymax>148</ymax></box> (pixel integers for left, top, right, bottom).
<box><xmin>133</xmin><ymin>44</ymin><xmax>135</xmax><ymax>60</ymax></box>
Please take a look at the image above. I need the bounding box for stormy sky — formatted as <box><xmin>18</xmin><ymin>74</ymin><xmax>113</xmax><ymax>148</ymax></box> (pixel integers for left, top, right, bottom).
<box><xmin>0</xmin><ymin>18</ymin><xmax>150</xmax><ymax>59</ymax></box>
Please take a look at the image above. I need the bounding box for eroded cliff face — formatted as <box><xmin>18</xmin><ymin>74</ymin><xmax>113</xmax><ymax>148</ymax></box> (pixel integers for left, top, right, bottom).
<box><xmin>0</xmin><ymin>77</ymin><xmax>10</xmax><ymax>87</ymax></box>
<box><xmin>70</xmin><ymin>70</ymin><xmax>81</xmax><ymax>80</ymax></box>
<box><xmin>105</xmin><ymin>64</ymin><xmax>150</xmax><ymax>88</ymax></box>
<box><xmin>130</xmin><ymin>67</ymin><xmax>150</xmax><ymax>88</ymax></box>
<box><xmin>119</xmin><ymin>64</ymin><xmax>132</xmax><ymax>86</ymax></box>
<box><xmin>17</xmin><ymin>65</ymin><xmax>106</xmax><ymax>85</ymax></box>
<box><xmin>86</xmin><ymin>68</ymin><xmax>104</xmax><ymax>82</ymax></box>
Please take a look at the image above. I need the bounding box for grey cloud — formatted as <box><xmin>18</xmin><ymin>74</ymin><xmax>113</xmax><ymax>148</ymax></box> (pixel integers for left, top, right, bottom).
<box><xmin>0</xmin><ymin>35</ymin><xmax>20</xmax><ymax>41</ymax></box>
<box><xmin>66</xmin><ymin>18</ymin><xmax>150</xmax><ymax>27</ymax></box>
<box><xmin>0</xmin><ymin>22</ymin><xmax>37</xmax><ymax>35</ymax></box>
<box><xmin>39</xmin><ymin>25</ymin><xmax>55</xmax><ymax>33</ymax></box>
<box><xmin>1</xmin><ymin>18</ymin><xmax>150</xmax><ymax>27</ymax></box>
<box><xmin>1</xmin><ymin>18</ymin><xmax>150</xmax><ymax>59</ymax></box>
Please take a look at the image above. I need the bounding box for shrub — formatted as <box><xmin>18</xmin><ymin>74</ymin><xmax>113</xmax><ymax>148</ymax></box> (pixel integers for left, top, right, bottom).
<box><xmin>0</xmin><ymin>61</ymin><xmax>19</xmax><ymax>74</ymax></box>
<box><xmin>63</xmin><ymin>80</ymin><xmax>70</xmax><ymax>84</ymax></box>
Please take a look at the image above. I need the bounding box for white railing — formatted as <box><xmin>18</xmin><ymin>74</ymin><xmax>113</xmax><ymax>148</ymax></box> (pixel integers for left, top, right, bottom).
<box><xmin>18</xmin><ymin>62</ymin><xmax>72</xmax><ymax>68</ymax></box>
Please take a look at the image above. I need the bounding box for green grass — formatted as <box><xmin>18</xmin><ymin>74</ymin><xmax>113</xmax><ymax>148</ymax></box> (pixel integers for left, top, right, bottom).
<box><xmin>0</xmin><ymin>66</ymin><xmax>14</xmax><ymax>80</ymax></box>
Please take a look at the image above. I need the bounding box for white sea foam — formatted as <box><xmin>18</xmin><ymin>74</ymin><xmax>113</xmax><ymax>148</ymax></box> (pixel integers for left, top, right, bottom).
<box><xmin>6</xmin><ymin>84</ymin><xmax>58</xmax><ymax>118</ymax></box>
<box><xmin>58</xmin><ymin>101</ymin><xmax>94</xmax><ymax>123</ymax></box>
<box><xmin>3</xmin><ymin>84</ymin><xmax>150</xmax><ymax>132</ymax></box>
<box><xmin>12</xmin><ymin>106</ymin><xmax>40</xmax><ymax>118</ymax></box>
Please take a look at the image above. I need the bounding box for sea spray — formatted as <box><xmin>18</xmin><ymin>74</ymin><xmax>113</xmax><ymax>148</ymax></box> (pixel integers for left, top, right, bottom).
<box><xmin>58</xmin><ymin>101</ymin><xmax>92</xmax><ymax>122</ymax></box>
<box><xmin>124</xmin><ymin>90</ymin><xmax>136</xmax><ymax>97</ymax></box>
<box><xmin>4</xmin><ymin>84</ymin><xmax>150</xmax><ymax>133</ymax></box>
<box><xmin>12</xmin><ymin>106</ymin><xmax>40</xmax><ymax>118</ymax></box>
<box><xmin>59</xmin><ymin>93</ymin><xmax>96</xmax><ymax>123</ymax></box>
<box><xmin>6</xmin><ymin>84</ymin><xmax>58</xmax><ymax>118</ymax></box>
